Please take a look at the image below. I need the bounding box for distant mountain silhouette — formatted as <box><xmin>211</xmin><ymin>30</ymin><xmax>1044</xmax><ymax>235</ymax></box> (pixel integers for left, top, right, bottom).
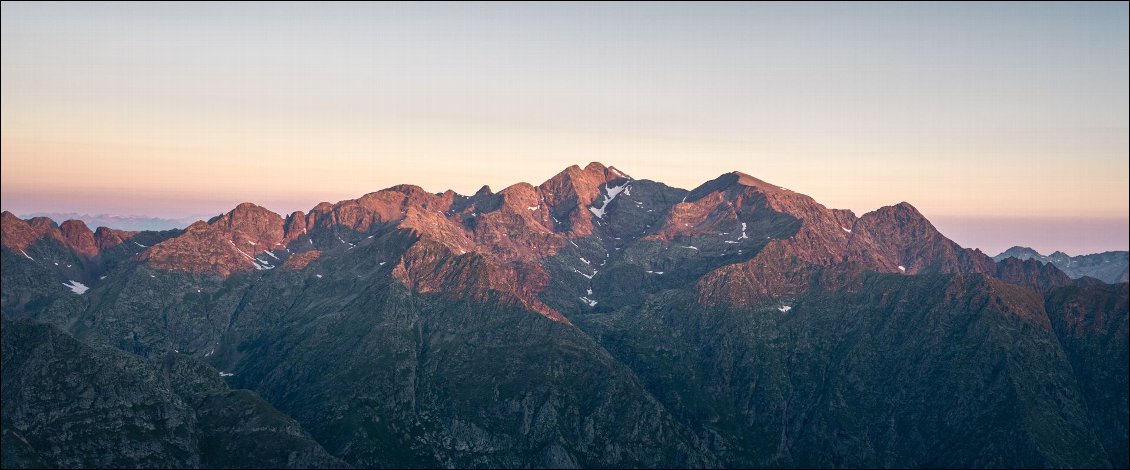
<box><xmin>994</xmin><ymin>246</ymin><xmax>1128</xmax><ymax>283</ymax></box>
<box><xmin>20</xmin><ymin>212</ymin><xmax>205</xmax><ymax>232</ymax></box>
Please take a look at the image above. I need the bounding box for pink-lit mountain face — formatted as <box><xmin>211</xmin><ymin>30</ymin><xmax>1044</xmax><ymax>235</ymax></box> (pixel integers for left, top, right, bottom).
<box><xmin>2</xmin><ymin>163</ymin><xmax>1126</xmax><ymax>469</ymax></box>
<box><xmin>1</xmin><ymin>163</ymin><xmax>1055</xmax><ymax>321</ymax></box>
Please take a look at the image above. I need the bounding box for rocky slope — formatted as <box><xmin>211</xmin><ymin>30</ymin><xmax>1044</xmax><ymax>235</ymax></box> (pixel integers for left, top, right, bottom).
<box><xmin>2</xmin><ymin>163</ymin><xmax>1126</xmax><ymax>468</ymax></box>
<box><xmin>1045</xmin><ymin>282</ymin><xmax>1129</xmax><ymax>467</ymax></box>
<box><xmin>1</xmin><ymin>316</ymin><xmax>346</xmax><ymax>469</ymax></box>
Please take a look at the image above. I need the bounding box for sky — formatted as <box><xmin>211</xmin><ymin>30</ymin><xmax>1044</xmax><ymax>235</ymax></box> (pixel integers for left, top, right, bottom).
<box><xmin>2</xmin><ymin>2</ymin><xmax>1127</xmax><ymax>255</ymax></box>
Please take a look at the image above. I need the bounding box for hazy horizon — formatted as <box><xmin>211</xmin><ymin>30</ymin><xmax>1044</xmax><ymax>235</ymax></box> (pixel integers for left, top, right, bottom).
<box><xmin>2</xmin><ymin>2</ymin><xmax>1127</xmax><ymax>255</ymax></box>
<box><xmin>5</xmin><ymin>160</ymin><xmax>1127</xmax><ymax>257</ymax></box>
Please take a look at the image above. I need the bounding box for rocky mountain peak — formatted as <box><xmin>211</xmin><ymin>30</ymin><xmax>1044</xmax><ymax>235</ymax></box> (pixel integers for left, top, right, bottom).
<box><xmin>223</xmin><ymin>203</ymin><xmax>281</xmax><ymax>227</ymax></box>
<box><xmin>3</xmin><ymin>164</ymin><xmax>1125</xmax><ymax>470</ymax></box>
<box><xmin>1</xmin><ymin>211</ymin><xmax>42</xmax><ymax>251</ymax></box>
<box><xmin>216</xmin><ymin>203</ymin><xmax>285</xmax><ymax>248</ymax></box>
<box><xmin>995</xmin><ymin>256</ymin><xmax>1073</xmax><ymax>293</ymax></box>
<box><xmin>58</xmin><ymin>220</ymin><xmax>99</xmax><ymax>259</ymax></box>
<box><xmin>10</xmin><ymin>163</ymin><xmax>1104</xmax><ymax>315</ymax></box>
<box><xmin>844</xmin><ymin>202</ymin><xmax>995</xmax><ymax>276</ymax></box>
<box><xmin>139</xmin><ymin>204</ymin><xmax>287</xmax><ymax>275</ymax></box>
<box><xmin>532</xmin><ymin>163</ymin><xmax>632</xmax><ymax>237</ymax></box>
<box><xmin>997</xmin><ymin>246</ymin><xmax>1045</xmax><ymax>260</ymax></box>
<box><xmin>995</xmin><ymin>247</ymin><xmax>1130</xmax><ymax>284</ymax></box>
<box><xmin>92</xmin><ymin>226</ymin><xmax>138</xmax><ymax>251</ymax></box>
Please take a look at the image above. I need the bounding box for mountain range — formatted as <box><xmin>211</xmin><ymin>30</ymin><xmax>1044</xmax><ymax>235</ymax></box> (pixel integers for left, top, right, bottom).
<box><xmin>2</xmin><ymin>163</ymin><xmax>1126</xmax><ymax>468</ymax></box>
<box><xmin>994</xmin><ymin>246</ymin><xmax>1129</xmax><ymax>284</ymax></box>
<box><xmin>18</xmin><ymin>212</ymin><xmax>205</xmax><ymax>232</ymax></box>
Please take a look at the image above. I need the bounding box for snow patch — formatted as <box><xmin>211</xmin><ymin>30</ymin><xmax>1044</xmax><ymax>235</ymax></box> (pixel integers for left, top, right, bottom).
<box><xmin>261</xmin><ymin>250</ymin><xmax>279</xmax><ymax>260</ymax></box>
<box><xmin>579</xmin><ymin>257</ymin><xmax>590</xmax><ymax>265</ymax></box>
<box><xmin>645</xmin><ymin>270</ymin><xmax>665</xmax><ymax>274</ymax></box>
<box><xmin>588</xmin><ymin>182</ymin><xmax>630</xmax><ymax>219</ymax></box>
<box><xmin>315</xmin><ymin>274</ymin><xmax>323</xmax><ymax>278</ymax></box>
<box><xmin>579</xmin><ymin>296</ymin><xmax>598</xmax><ymax>307</ymax></box>
<box><xmin>841</xmin><ymin>227</ymin><xmax>852</xmax><ymax>233</ymax></box>
<box><xmin>62</xmin><ymin>280</ymin><xmax>89</xmax><ymax>294</ymax></box>
<box><xmin>586</xmin><ymin>288</ymin><xmax>593</xmax><ymax>295</ymax></box>
<box><xmin>247</xmin><ymin>240</ymin><xmax>257</xmax><ymax>245</ymax></box>
<box><xmin>528</xmin><ymin>205</ymin><xmax>539</xmax><ymax>211</ymax></box>
<box><xmin>898</xmin><ymin>265</ymin><xmax>906</xmax><ymax>273</ymax></box>
<box><xmin>778</xmin><ymin>305</ymin><xmax>792</xmax><ymax>313</ymax></box>
<box><xmin>134</xmin><ymin>241</ymin><xmax>149</xmax><ymax>248</ymax></box>
<box><xmin>682</xmin><ymin>246</ymin><xmax>699</xmax><ymax>251</ymax></box>
<box><xmin>19</xmin><ymin>250</ymin><xmax>34</xmax><ymax>260</ymax></box>
<box><xmin>219</xmin><ymin>372</ymin><xmax>235</xmax><ymax>377</ymax></box>
<box><xmin>573</xmin><ymin>268</ymin><xmax>596</xmax><ymax>279</ymax></box>
<box><xmin>738</xmin><ymin>222</ymin><xmax>749</xmax><ymax>240</ymax></box>
<box><xmin>229</xmin><ymin>240</ymin><xmax>273</xmax><ymax>270</ymax></box>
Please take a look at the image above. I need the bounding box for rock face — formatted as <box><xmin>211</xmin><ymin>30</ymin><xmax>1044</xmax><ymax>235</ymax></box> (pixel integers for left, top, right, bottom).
<box><xmin>0</xmin><ymin>317</ymin><xmax>346</xmax><ymax>469</ymax></box>
<box><xmin>1044</xmin><ymin>283</ymin><xmax>1129</xmax><ymax>468</ymax></box>
<box><xmin>848</xmin><ymin>202</ymin><xmax>996</xmax><ymax>275</ymax></box>
<box><xmin>141</xmin><ymin>203</ymin><xmax>287</xmax><ymax>276</ymax></box>
<box><xmin>995</xmin><ymin>246</ymin><xmax>1129</xmax><ymax>284</ymax></box>
<box><xmin>1</xmin><ymin>163</ymin><xmax>1126</xmax><ymax>468</ymax></box>
<box><xmin>995</xmin><ymin>256</ymin><xmax>1074</xmax><ymax>293</ymax></box>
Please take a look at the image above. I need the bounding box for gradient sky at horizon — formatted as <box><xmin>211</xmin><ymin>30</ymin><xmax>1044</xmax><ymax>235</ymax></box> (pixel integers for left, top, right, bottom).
<box><xmin>2</xmin><ymin>2</ymin><xmax>1127</xmax><ymax>255</ymax></box>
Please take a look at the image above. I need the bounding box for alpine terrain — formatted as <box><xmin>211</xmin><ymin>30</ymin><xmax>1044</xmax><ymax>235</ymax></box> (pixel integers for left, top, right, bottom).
<box><xmin>994</xmin><ymin>246</ymin><xmax>1129</xmax><ymax>284</ymax></box>
<box><xmin>2</xmin><ymin>163</ymin><xmax>1127</xmax><ymax>469</ymax></box>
